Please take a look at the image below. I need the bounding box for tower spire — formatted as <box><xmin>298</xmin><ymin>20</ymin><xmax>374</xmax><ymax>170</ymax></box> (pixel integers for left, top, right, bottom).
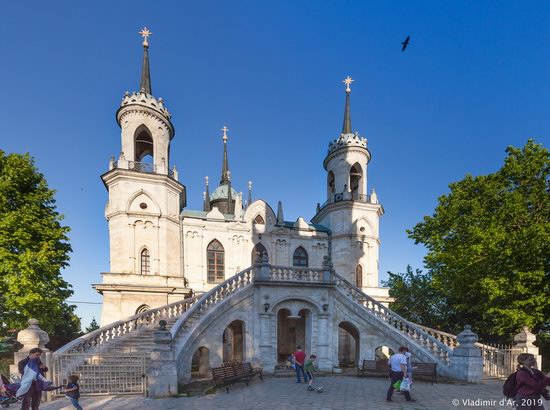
<box><xmin>203</xmin><ymin>176</ymin><xmax>211</xmax><ymax>212</ymax></box>
<box><xmin>220</xmin><ymin>126</ymin><xmax>230</xmax><ymax>185</ymax></box>
<box><xmin>139</xmin><ymin>27</ymin><xmax>152</xmax><ymax>94</ymax></box>
<box><xmin>342</xmin><ymin>76</ymin><xmax>354</xmax><ymax>134</ymax></box>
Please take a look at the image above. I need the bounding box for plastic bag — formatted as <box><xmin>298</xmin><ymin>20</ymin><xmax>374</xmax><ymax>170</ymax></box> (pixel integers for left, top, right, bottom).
<box><xmin>392</xmin><ymin>380</ymin><xmax>401</xmax><ymax>389</ymax></box>
<box><xmin>400</xmin><ymin>377</ymin><xmax>411</xmax><ymax>392</ymax></box>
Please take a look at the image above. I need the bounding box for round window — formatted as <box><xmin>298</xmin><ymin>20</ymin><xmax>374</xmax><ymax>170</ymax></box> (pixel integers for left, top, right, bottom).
<box><xmin>139</xmin><ymin>202</ymin><xmax>148</xmax><ymax>209</ymax></box>
<box><xmin>359</xmin><ymin>227</ymin><xmax>365</xmax><ymax>232</ymax></box>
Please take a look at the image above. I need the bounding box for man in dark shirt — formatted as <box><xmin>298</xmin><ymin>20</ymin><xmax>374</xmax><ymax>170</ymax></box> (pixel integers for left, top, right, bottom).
<box><xmin>18</xmin><ymin>348</ymin><xmax>48</xmax><ymax>410</ymax></box>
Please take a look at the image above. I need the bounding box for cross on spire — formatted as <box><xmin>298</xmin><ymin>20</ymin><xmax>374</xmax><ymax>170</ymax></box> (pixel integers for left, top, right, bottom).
<box><xmin>139</xmin><ymin>27</ymin><xmax>152</xmax><ymax>47</ymax></box>
<box><xmin>221</xmin><ymin>126</ymin><xmax>229</xmax><ymax>142</ymax></box>
<box><xmin>343</xmin><ymin>76</ymin><xmax>354</xmax><ymax>93</ymax></box>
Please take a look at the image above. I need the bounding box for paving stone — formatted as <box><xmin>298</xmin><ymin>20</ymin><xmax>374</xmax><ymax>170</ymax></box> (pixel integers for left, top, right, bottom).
<box><xmin>40</xmin><ymin>375</ymin><xmax>550</xmax><ymax>410</ymax></box>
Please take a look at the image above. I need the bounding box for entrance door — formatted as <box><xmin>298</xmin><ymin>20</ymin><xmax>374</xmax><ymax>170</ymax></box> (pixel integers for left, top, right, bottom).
<box><xmin>276</xmin><ymin>308</ymin><xmax>310</xmax><ymax>363</ymax></box>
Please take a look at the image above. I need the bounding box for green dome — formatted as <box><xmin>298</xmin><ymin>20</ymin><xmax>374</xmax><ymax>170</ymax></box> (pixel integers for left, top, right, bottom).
<box><xmin>210</xmin><ymin>184</ymin><xmax>238</xmax><ymax>201</ymax></box>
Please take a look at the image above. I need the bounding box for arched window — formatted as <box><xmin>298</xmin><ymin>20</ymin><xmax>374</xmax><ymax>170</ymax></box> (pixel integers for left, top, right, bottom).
<box><xmin>293</xmin><ymin>246</ymin><xmax>308</xmax><ymax>267</ymax></box>
<box><xmin>207</xmin><ymin>240</ymin><xmax>225</xmax><ymax>283</ymax></box>
<box><xmin>254</xmin><ymin>215</ymin><xmax>265</xmax><ymax>225</ymax></box>
<box><xmin>134</xmin><ymin>125</ymin><xmax>154</xmax><ymax>162</ymax></box>
<box><xmin>141</xmin><ymin>248</ymin><xmax>150</xmax><ymax>275</ymax></box>
<box><xmin>327</xmin><ymin>171</ymin><xmax>335</xmax><ymax>197</ymax></box>
<box><xmin>251</xmin><ymin>243</ymin><xmax>268</xmax><ymax>265</ymax></box>
<box><xmin>135</xmin><ymin>304</ymin><xmax>150</xmax><ymax>314</ymax></box>
<box><xmin>356</xmin><ymin>265</ymin><xmax>363</xmax><ymax>288</ymax></box>
<box><xmin>350</xmin><ymin>163</ymin><xmax>362</xmax><ymax>197</ymax></box>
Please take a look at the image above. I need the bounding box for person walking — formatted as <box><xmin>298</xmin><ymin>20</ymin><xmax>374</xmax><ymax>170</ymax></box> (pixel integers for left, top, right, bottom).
<box><xmin>514</xmin><ymin>353</ymin><xmax>550</xmax><ymax>410</ymax></box>
<box><xmin>18</xmin><ymin>348</ymin><xmax>48</xmax><ymax>410</ymax></box>
<box><xmin>386</xmin><ymin>346</ymin><xmax>416</xmax><ymax>402</ymax></box>
<box><xmin>293</xmin><ymin>346</ymin><xmax>308</xmax><ymax>384</ymax></box>
<box><xmin>62</xmin><ymin>375</ymin><xmax>83</xmax><ymax>410</ymax></box>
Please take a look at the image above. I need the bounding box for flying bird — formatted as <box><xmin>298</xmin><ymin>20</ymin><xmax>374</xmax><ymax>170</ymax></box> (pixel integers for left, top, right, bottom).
<box><xmin>401</xmin><ymin>35</ymin><xmax>410</xmax><ymax>52</ymax></box>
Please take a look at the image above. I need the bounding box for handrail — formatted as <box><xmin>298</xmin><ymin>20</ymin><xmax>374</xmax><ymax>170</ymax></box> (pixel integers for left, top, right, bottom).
<box><xmin>332</xmin><ymin>271</ymin><xmax>453</xmax><ymax>365</ymax></box>
<box><xmin>54</xmin><ymin>295</ymin><xmax>198</xmax><ymax>357</ymax></box>
<box><xmin>268</xmin><ymin>265</ymin><xmax>325</xmax><ymax>282</ymax></box>
<box><xmin>170</xmin><ymin>267</ymin><xmax>254</xmax><ymax>340</ymax></box>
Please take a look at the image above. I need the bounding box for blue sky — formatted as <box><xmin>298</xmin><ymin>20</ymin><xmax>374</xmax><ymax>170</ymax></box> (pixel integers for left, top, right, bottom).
<box><xmin>1</xmin><ymin>1</ymin><xmax>549</xmax><ymax>330</ymax></box>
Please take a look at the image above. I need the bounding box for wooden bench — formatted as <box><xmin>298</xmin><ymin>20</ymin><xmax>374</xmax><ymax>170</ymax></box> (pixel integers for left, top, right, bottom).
<box><xmin>411</xmin><ymin>362</ymin><xmax>437</xmax><ymax>385</ymax></box>
<box><xmin>357</xmin><ymin>360</ymin><xmax>389</xmax><ymax>377</ymax></box>
<box><xmin>211</xmin><ymin>361</ymin><xmax>263</xmax><ymax>393</ymax></box>
<box><xmin>357</xmin><ymin>360</ymin><xmax>437</xmax><ymax>384</ymax></box>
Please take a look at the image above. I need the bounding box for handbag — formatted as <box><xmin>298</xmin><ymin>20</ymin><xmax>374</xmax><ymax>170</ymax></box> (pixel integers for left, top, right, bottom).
<box><xmin>400</xmin><ymin>377</ymin><xmax>411</xmax><ymax>392</ymax></box>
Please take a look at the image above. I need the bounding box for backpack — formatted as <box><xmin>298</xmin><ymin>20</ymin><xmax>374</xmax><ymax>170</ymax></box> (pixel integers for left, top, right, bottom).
<box><xmin>503</xmin><ymin>368</ymin><xmax>529</xmax><ymax>398</ymax></box>
<box><xmin>503</xmin><ymin>371</ymin><xmax>518</xmax><ymax>398</ymax></box>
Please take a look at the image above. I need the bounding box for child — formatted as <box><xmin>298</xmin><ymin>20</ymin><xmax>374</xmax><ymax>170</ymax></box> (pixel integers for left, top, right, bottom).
<box><xmin>63</xmin><ymin>375</ymin><xmax>83</xmax><ymax>410</ymax></box>
<box><xmin>304</xmin><ymin>354</ymin><xmax>317</xmax><ymax>391</ymax></box>
<box><xmin>286</xmin><ymin>354</ymin><xmax>296</xmax><ymax>370</ymax></box>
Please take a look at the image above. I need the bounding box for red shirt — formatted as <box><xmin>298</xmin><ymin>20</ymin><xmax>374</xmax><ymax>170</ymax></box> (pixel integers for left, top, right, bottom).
<box><xmin>294</xmin><ymin>350</ymin><xmax>306</xmax><ymax>366</ymax></box>
<box><xmin>516</xmin><ymin>368</ymin><xmax>550</xmax><ymax>396</ymax></box>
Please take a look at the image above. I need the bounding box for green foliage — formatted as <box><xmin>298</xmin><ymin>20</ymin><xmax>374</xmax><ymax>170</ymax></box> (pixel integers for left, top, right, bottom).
<box><xmin>85</xmin><ymin>317</ymin><xmax>100</xmax><ymax>333</ymax></box>
<box><xmin>0</xmin><ymin>151</ymin><xmax>81</xmax><ymax>348</ymax></box>
<box><xmin>383</xmin><ymin>265</ymin><xmax>449</xmax><ymax>331</ymax></box>
<box><xmin>406</xmin><ymin>140</ymin><xmax>549</xmax><ymax>342</ymax></box>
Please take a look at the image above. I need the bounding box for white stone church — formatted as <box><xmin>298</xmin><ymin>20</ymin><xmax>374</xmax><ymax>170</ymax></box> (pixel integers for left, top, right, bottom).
<box><xmin>51</xmin><ymin>31</ymin><xmax>484</xmax><ymax>396</ymax></box>
<box><xmin>93</xmin><ymin>34</ymin><xmax>390</xmax><ymax>327</ymax></box>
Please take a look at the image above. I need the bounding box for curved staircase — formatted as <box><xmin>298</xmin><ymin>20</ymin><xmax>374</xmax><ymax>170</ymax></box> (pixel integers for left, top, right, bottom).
<box><xmin>53</xmin><ymin>264</ymin><xmax>475</xmax><ymax>395</ymax></box>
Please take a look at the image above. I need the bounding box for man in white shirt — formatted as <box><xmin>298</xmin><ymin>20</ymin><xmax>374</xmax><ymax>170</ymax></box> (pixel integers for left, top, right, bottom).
<box><xmin>386</xmin><ymin>346</ymin><xmax>416</xmax><ymax>402</ymax></box>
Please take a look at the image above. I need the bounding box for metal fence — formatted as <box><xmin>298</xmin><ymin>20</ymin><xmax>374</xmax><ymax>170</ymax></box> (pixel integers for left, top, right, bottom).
<box><xmin>481</xmin><ymin>344</ymin><xmax>526</xmax><ymax>379</ymax></box>
<box><xmin>52</xmin><ymin>352</ymin><xmax>147</xmax><ymax>396</ymax></box>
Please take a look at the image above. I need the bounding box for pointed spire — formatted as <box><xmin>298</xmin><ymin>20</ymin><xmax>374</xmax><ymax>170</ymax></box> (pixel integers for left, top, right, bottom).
<box><xmin>220</xmin><ymin>126</ymin><xmax>230</xmax><ymax>185</ymax></box>
<box><xmin>276</xmin><ymin>201</ymin><xmax>284</xmax><ymax>225</ymax></box>
<box><xmin>139</xmin><ymin>27</ymin><xmax>152</xmax><ymax>94</ymax></box>
<box><xmin>203</xmin><ymin>176</ymin><xmax>211</xmax><ymax>212</ymax></box>
<box><xmin>248</xmin><ymin>181</ymin><xmax>253</xmax><ymax>206</ymax></box>
<box><xmin>226</xmin><ymin>171</ymin><xmax>233</xmax><ymax>214</ymax></box>
<box><xmin>342</xmin><ymin>76</ymin><xmax>354</xmax><ymax>134</ymax></box>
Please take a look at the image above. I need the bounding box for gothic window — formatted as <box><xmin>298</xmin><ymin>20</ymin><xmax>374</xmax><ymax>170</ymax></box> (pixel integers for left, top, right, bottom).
<box><xmin>254</xmin><ymin>215</ymin><xmax>265</xmax><ymax>225</ymax></box>
<box><xmin>134</xmin><ymin>125</ymin><xmax>154</xmax><ymax>163</ymax></box>
<box><xmin>356</xmin><ymin>265</ymin><xmax>363</xmax><ymax>288</ymax></box>
<box><xmin>141</xmin><ymin>248</ymin><xmax>150</xmax><ymax>275</ymax></box>
<box><xmin>350</xmin><ymin>163</ymin><xmax>362</xmax><ymax>197</ymax></box>
<box><xmin>293</xmin><ymin>246</ymin><xmax>308</xmax><ymax>267</ymax></box>
<box><xmin>207</xmin><ymin>240</ymin><xmax>225</xmax><ymax>283</ymax></box>
<box><xmin>251</xmin><ymin>243</ymin><xmax>268</xmax><ymax>265</ymax></box>
<box><xmin>328</xmin><ymin>171</ymin><xmax>335</xmax><ymax>197</ymax></box>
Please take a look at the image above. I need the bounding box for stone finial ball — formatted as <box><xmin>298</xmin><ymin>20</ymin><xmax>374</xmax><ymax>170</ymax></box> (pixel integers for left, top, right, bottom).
<box><xmin>28</xmin><ymin>318</ymin><xmax>39</xmax><ymax>325</ymax></box>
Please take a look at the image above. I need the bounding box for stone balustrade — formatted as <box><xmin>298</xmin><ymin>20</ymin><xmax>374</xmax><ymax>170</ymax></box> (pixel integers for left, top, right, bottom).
<box><xmin>268</xmin><ymin>266</ymin><xmax>325</xmax><ymax>283</ymax></box>
<box><xmin>333</xmin><ymin>272</ymin><xmax>453</xmax><ymax>365</ymax></box>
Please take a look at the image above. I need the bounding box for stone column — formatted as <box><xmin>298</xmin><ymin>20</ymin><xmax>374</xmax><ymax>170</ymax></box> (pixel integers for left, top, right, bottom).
<box><xmin>10</xmin><ymin>319</ymin><xmax>50</xmax><ymax>380</ymax></box>
<box><xmin>449</xmin><ymin>325</ymin><xmax>483</xmax><ymax>382</ymax></box>
<box><xmin>316</xmin><ymin>313</ymin><xmax>332</xmax><ymax>371</ymax></box>
<box><xmin>514</xmin><ymin>326</ymin><xmax>542</xmax><ymax>369</ymax></box>
<box><xmin>10</xmin><ymin>319</ymin><xmax>52</xmax><ymax>401</ymax></box>
<box><xmin>148</xmin><ymin>320</ymin><xmax>178</xmax><ymax>398</ymax></box>
<box><xmin>258</xmin><ymin>313</ymin><xmax>275</xmax><ymax>373</ymax></box>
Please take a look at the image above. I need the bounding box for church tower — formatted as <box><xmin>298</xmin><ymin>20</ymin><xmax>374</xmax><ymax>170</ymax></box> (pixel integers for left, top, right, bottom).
<box><xmin>312</xmin><ymin>77</ymin><xmax>387</xmax><ymax>300</ymax></box>
<box><xmin>94</xmin><ymin>28</ymin><xmax>190</xmax><ymax>326</ymax></box>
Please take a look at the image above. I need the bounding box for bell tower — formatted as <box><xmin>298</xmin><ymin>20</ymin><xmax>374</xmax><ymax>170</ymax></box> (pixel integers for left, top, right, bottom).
<box><xmin>312</xmin><ymin>77</ymin><xmax>389</xmax><ymax>302</ymax></box>
<box><xmin>94</xmin><ymin>28</ymin><xmax>190</xmax><ymax>326</ymax></box>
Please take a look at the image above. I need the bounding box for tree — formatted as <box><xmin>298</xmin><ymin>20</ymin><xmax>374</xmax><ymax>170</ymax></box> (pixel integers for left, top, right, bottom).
<box><xmin>407</xmin><ymin>140</ymin><xmax>549</xmax><ymax>342</ymax></box>
<box><xmin>383</xmin><ymin>265</ymin><xmax>448</xmax><ymax>330</ymax></box>
<box><xmin>0</xmin><ymin>151</ymin><xmax>81</xmax><ymax>349</ymax></box>
<box><xmin>85</xmin><ymin>317</ymin><xmax>100</xmax><ymax>333</ymax></box>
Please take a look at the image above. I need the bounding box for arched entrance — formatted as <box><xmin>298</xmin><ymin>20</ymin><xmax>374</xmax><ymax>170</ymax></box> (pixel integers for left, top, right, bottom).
<box><xmin>251</xmin><ymin>243</ymin><xmax>268</xmax><ymax>265</ymax></box>
<box><xmin>375</xmin><ymin>345</ymin><xmax>395</xmax><ymax>361</ymax></box>
<box><xmin>338</xmin><ymin>322</ymin><xmax>360</xmax><ymax>367</ymax></box>
<box><xmin>191</xmin><ymin>346</ymin><xmax>210</xmax><ymax>379</ymax></box>
<box><xmin>223</xmin><ymin>320</ymin><xmax>244</xmax><ymax>364</ymax></box>
<box><xmin>276</xmin><ymin>308</ymin><xmax>311</xmax><ymax>363</ymax></box>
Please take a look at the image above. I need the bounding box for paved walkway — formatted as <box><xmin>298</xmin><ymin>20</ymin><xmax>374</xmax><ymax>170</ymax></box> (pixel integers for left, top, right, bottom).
<box><xmin>40</xmin><ymin>376</ymin><xmax>550</xmax><ymax>410</ymax></box>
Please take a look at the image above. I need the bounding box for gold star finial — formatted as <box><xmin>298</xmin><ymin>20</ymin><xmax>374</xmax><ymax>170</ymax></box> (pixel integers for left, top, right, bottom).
<box><xmin>221</xmin><ymin>126</ymin><xmax>229</xmax><ymax>142</ymax></box>
<box><xmin>343</xmin><ymin>76</ymin><xmax>354</xmax><ymax>93</ymax></box>
<box><xmin>139</xmin><ymin>27</ymin><xmax>152</xmax><ymax>47</ymax></box>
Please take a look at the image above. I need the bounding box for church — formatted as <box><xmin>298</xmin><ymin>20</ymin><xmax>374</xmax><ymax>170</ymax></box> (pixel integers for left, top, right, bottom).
<box><xmin>51</xmin><ymin>30</ymin><xmax>482</xmax><ymax>397</ymax></box>
<box><xmin>93</xmin><ymin>28</ymin><xmax>390</xmax><ymax>326</ymax></box>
